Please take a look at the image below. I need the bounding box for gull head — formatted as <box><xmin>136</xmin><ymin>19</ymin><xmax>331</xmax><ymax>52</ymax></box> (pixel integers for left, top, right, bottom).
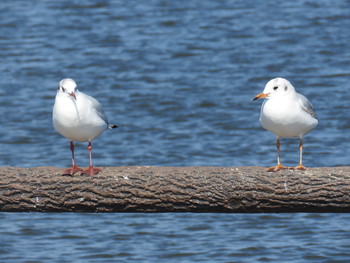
<box><xmin>253</xmin><ymin>78</ymin><xmax>295</xmax><ymax>101</ymax></box>
<box><xmin>58</xmin><ymin>78</ymin><xmax>78</xmax><ymax>100</ymax></box>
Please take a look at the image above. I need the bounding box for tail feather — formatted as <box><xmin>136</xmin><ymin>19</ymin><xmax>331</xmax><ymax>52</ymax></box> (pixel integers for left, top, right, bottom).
<box><xmin>108</xmin><ymin>124</ymin><xmax>118</xmax><ymax>129</ymax></box>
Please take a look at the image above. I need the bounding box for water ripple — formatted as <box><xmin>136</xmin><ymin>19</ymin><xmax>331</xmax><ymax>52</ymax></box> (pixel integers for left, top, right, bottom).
<box><xmin>0</xmin><ymin>0</ymin><xmax>350</xmax><ymax>261</ymax></box>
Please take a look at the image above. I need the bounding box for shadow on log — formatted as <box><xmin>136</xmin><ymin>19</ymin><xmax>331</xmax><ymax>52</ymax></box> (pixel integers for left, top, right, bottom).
<box><xmin>0</xmin><ymin>166</ymin><xmax>350</xmax><ymax>213</ymax></box>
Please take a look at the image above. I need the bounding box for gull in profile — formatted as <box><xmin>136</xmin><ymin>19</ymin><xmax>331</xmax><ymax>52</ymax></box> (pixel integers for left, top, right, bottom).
<box><xmin>253</xmin><ymin>78</ymin><xmax>318</xmax><ymax>172</ymax></box>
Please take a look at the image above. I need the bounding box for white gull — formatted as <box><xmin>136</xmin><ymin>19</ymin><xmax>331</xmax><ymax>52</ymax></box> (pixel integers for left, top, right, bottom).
<box><xmin>253</xmin><ymin>78</ymin><xmax>318</xmax><ymax>172</ymax></box>
<box><xmin>53</xmin><ymin>78</ymin><xmax>117</xmax><ymax>175</ymax></box>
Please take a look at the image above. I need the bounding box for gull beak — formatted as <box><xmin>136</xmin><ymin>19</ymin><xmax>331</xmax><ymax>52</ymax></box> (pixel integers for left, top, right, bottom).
<box><xmin>69</xmin><ymin>92</ymin><xmax>77</xmax><ymax>100</ymax></box>
<box><xmin>253</xmin><ymin>92</ymin><xmax>269</xmax><ymax>101</ymax></box>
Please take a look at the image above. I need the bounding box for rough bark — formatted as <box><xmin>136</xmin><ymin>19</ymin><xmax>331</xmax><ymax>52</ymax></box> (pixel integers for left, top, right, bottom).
<box><xmin>0</xmin><ymin>166</ymin><xmax>350</xmax><ymax>213</ymax></box>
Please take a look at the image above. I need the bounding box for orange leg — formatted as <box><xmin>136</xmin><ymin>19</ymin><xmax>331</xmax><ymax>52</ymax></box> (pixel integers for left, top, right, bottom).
<box><xmin>63</xmin><ymin>141</ymin><xmax>83</xmax><ymax>175</ymax></box>
<box><xmin>294</xmin><ymin>138</ymin><xmax>306</xmax><ymax>170</ymax></box>
<box><xmin>267</xmin><ymin>137</ymin><xmax>290</xmax><ymax>172</ymax></box>
<box><xmin>82</xmin><ymin>141</ymin><xmax>102</xmax><ymax>176</ymax></box>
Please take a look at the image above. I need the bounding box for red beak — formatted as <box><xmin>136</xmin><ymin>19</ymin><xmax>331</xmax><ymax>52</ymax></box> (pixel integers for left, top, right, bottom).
<box><xmin>69</xmin><ymin>92</ymin><xmax>77</xmax><ymax>100</ymax></box>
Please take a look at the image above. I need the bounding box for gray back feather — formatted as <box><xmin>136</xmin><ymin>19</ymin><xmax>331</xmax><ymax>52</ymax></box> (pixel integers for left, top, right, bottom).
<box><xmin>298</xmin><ymin>94</ymin><xmax>318</xmax><ymax>120</ymax></box>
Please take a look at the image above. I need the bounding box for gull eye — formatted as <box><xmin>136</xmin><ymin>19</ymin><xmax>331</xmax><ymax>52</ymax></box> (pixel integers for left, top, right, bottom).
<box><xmin>273</xmin><ymin>86</ymin><xmax>278</xmax><ymax>90</ymax></box>
<box><xmin>61</xmin><ymin>87</ymin><xmax>66</xmax><ymax>92</ymax></box>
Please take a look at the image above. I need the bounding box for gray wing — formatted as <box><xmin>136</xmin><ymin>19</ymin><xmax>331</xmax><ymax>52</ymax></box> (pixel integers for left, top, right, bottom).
<box><xmin>83</xmin><ymin>93</ymin><xmax>109</xmax><ymax>125</ymax></box>
<box><xmin>93</xmin><ymin>99</ymin><xmax>109</xmax><ymax>124</ymax></box>
<box><xmin>87</xmin><ymin>94</ymin><xmax>118</xmax><ymax>129</ymax></box>
<box><xmin>297</xmin><ymin>93</ymin><xmax>318</xmax><ymax>120</ymax></box>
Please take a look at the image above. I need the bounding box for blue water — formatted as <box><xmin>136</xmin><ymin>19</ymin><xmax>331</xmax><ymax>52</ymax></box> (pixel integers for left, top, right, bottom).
<box><xmin>1</xmin><ymin>213</ymin><xmax>350</xmax><ymax>263</ymax></box>
<box><xmin>0</xmin><ymin>0</ymin><xmax>350</xmax><ymax>262</ymax></box>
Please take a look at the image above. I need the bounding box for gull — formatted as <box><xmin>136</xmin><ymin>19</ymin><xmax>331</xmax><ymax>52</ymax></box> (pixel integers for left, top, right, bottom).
<box><xmin>253</xmin><ymin>78</ymin><xmax>318</xmax><ymax>172</ymax></box>
<box><xmin>53</xmin><ymin>78</ymin><xmax>117</xmax><ymax>175</ymax></box>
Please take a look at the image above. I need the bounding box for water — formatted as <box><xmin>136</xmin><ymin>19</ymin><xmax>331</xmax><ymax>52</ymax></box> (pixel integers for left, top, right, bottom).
<box><xmin>1</xmin><ymin>213</ymin><xmax>350</xmax><ymax>263</ymax></box>
<box><xmin>0</xmin><ymin>0</ymin><xmax>349</xmax><ymax>262</ymax></box>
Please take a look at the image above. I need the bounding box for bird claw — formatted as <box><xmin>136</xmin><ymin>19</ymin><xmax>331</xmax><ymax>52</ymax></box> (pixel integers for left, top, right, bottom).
<box><xmin>62</xmin><ymin>166</ymin><xmax>83</xmax><ymax>176</ymax></box>
<box><xmin>266</xmin><ymin>165</ymin><xmax>291</xmax><ymax>172</ymax></box>
<box><xmin>81</xmin><ymin>166</ymin><xmax>102</xmax><ymax>176</ymax></box>
<box><xmin>294</xmin><ymin>165</ymin><xmax>306</xmax><ymax>171</ymax></box>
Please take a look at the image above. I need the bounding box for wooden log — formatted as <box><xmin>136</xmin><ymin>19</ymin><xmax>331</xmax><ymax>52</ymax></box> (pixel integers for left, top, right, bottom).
<box><xmin>0</xmin><ymin>166</ymin><xmax>349</xmax><ymax>213</ymax></box>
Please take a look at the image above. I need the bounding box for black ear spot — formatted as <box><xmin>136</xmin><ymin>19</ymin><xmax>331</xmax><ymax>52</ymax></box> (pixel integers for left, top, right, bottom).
<box><xmin>273</xmin><ymin>86</ymin><xmax>278</xmax><ymax>90</ymax></box>
<box><xmin>284</xmin><ymin>86</ymin><xmax>288</xmax><ymax>91</ymax></box>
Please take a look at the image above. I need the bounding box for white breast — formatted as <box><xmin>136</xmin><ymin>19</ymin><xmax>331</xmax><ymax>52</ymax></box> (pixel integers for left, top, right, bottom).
<box><xmin>260</xmin><ymin>93</ymin><xmax>318</xmax><ymax>138</ymax></box>
<box><xmin>53</xmin><ymin>92</ymin><xmax>108</xmax><ymax>142</ymax></box>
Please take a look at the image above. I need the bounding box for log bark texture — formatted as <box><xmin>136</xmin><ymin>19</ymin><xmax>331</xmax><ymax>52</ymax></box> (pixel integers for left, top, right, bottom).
<box><xmin>0</xmin><ymin>166</ymin><xmax>350</xmax><ymax>213</ymax></box>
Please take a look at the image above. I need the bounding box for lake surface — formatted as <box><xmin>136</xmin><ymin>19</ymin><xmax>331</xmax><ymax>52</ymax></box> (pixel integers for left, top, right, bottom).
<box><xmin>1</xmin><ymin>212</ymin><xmax>350</xmax><ymax>263</ymax></box>
<box><xmin>0</xmin><ymin>0</ymin><xmax>349</xmax><ymax>262</ymax></box>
